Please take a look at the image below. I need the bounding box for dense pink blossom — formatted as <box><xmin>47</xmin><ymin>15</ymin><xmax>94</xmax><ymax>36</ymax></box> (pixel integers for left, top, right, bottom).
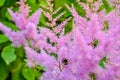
<box><xmin>0</xmin><ymin>0</ymin><xmax>120</xmax><ymax>80</ymax></box>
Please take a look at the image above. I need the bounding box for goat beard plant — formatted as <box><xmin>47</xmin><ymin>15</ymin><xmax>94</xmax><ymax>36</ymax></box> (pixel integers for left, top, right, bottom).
<box><xmin>0</xmin><ymin>0</ymin><xmax>120</xmax><ymax>80</ymax></box>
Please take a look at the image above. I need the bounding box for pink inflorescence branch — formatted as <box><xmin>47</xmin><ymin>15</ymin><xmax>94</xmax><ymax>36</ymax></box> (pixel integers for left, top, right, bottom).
<box><xmin>0</xmin><ymin>0</ymin><xmax>120</xmax><ymax>80</ymax></box>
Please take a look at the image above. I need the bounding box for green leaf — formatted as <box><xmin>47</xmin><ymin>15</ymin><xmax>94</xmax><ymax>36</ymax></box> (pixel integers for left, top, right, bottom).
<box><xmin>36</xmin><ymin>65</ymin><xmax>44</xmax><ymax>70</ymax></box>
<box><xmin>4</xmin><ymin>0</ymin><xmax>17</xmax><ymax>7</ymax></box>
<box><xmin>93</xmin><ymin>39</ymin><xmax>99</xmax><ymax>48</ymax></box>
<box><xmin>98</xmin><ymin>4</ymin><xmax>105</xmax><ymax>12</ymax></box>
<box><xmin>0</xmin><ymin>0</ymin><xmax>6</xmax><ymax>7</ymax></box>
<box><xmin>89</xmin><ymin>72</ymin><xmax>96</xmax><ymax>80</ymax></box>
<box><xmin>102</xmin><ymin>0</ymin><xmax>113</xmax><ymax>13</ymax></box>
<box><xmin>80</xmin><ymin>0</ymin><xmax>86</xmax><ymax>3</ymax></box>
<box><xmin>1</xmin><ymin>44</ymin><xmax>17</xmax><ymax>65</ymax></box>
<box><xmin>22</xmin><ymin>66</ymin><xmax>35</xmax><ymax>80</ymax></box>
<box><xmin>99</xmin><ymin>56</ymin><xmax>107</xmax><ymax>69</ymax></box>
<box><xmin>10</xmin><ymin>59</ymin><xmax>25</xmax><ymax>80</ymax></box>
<box><xmin>103</xmin><ymin>21</ymin><xmax>109</xmax><ymax>31</ymax></box>
<box><xmin>6</xmin><ymin>11</ymin><xmax>12</xmax><ymax>21</ymax></box>
<box><xmin>39</xmin><ymin>0</ymin><xmax>47</xmax><ymax>6</ymax></box>
<box><xmin>27</xmin><ymin>0</ymin><xmax>39</xmax><ymax>12</ymax></box>
<box><xmin>54</xmin><ymin>0</ymin><xmax>73</xmax><ymax>20</ymax></box>
<box><xmin>33</xmin><ymin>65</ymin><xmax>45</xmax><ymax>79</ymax></box>
<box><xmin>73</xmin><ymin>2</ymin><xmax>86</xmax><ymax>17</ymax></box>
<box><xmin>65</xmin><ymin>18</ymin><xmax>73</xmax><ymax>34</ymax></box>
<box><xmin>54</xmin><ymin>0</ymin><xmax>73</xmax><ymax>9</ymax></box>
<box><xmin>40</xmin><ymin>13</ymin><xmax>48</xmax><ymax>26</ymax></box>
<box><xmin>0</xmin><ymin>7</ymin><xmax>7</xmax><ymax>20</ymax></box>
<box><xmin>0</xmin><ymin>57</ymin><xmax>9</xmax><ymax>80</ymax></box>
<box><xmin>50</xmin><ymin>53</ymin><xmax>58</xmax><ymax>59</ymax></box>
<box><xmin>15</xmin><ymin>47</ymin><xmax>25</xmax><ymax>58</ymax></box>
<box><xmin>2</xmin><ymin>21</ymin><xmax>18</xmax><ymax>31</ymax></box>
<box><xmin>33</xmin><ymin>69</ymin><xmax>42</xmax><ymax>79</ymax></box>
<box><xmin>0</xmin><ymin>34</ymin><xmax>9</xmax><ymax>44</ymax></box>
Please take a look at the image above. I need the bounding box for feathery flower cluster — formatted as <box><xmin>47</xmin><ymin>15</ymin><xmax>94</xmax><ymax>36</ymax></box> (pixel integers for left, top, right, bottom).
<box><xmin>0</xmin><ymin>0</ymin><xmax>120</xmax><ymax>80</ymax></box>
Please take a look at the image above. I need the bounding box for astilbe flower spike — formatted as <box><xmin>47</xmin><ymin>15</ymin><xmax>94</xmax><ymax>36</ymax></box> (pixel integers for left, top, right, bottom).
<box><xmin>0</xmin><ymin>0</ymin><xmax>41</xmax><ymax>47</ymax></box>
<box><xmin>0</xmin><ymin>0</ymin><xmax>120</xmax><ymax>80</ymax></box>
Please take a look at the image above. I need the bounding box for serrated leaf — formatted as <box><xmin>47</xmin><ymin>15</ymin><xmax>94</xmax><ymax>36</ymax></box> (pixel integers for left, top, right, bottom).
<box><xmin>0</xmin><ymin>57</ymin><xmax>9</xmax><ymax>80</ymax></box>
<box><xmin>22</xmin><ymin>66</ymin><xmax>35</xmax><ymax>80</ymax></box>
<box><xmin>1</xmin><ymin>44</ymin><xmax>16</xmax><ymax>65</ymax></box>
<box><xmin>0</xmin><ymin>34</ymin><xmax>9</xmax><ymax>44</ymax></box>
<box><xmin>0</xmin><ymin>0</ymin><xmax>6</xmax><ymax>7</ymax></box>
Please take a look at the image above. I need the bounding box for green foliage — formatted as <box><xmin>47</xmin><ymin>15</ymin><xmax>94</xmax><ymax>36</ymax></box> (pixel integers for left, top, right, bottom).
<box><xmin>15</xmin><ymin>47</ymin><xmax>25</xmax><ymax>58</ymax></box>
<box><xmin>39</xmin><ymin>13</ymin><xmax>48</xmax><ymax>27</ymax></box>
<box><xmin>2</xmin><ymin>21</ymin><xmax>18</xmax><ymax>31</ymax></box>
<box><xmin>93</xmin><ymin>39</ymin><xmax>99</xmax><ymax>48</ymax></box>
<box><xmin>73</xmin><ymin>2</ymin><xmax>86</xmax><ymax>17</ymax></box>
<box><xmin>22</xmin><ymin>66</ymin><xmax>35</xmax><ymax>80</ymax></box>
<box><xmin>0</xmin><ymin>0</ymin><xmax>6</xmax><ymax>7</ymax></box>
<box><xmin>89</xmin><ymin>72</ymin><xmax>96</xmax><ymax>80</ymax></box>
<box><xmin>1</xmin><ymin>44</ymin><xmax>16</xmax><ymax>65</ymax></box>
<box><xmin>65</xmin><ymin>18</ymin><xmax>73</xmax><ymax>34</ymax></box>
<box><xmin>0</xmin><ymin>57</ymin><xmax>9</xmax><ymax>80</ymax></box>
<box><xmin>103</xmin><ymin>21</ymin><xmax>109</xmax><ymax>31</ymax></box>
<box><xmin>50</xmin><ymin>53</ymin><xmax>58</xmax><ymax>59</ymax></box>
<box><xmin>99</xmin><ymin>56</ymin><xmax>107</xmax><ymax>69</ymax></box>
<box><xmin>27</xmin><ymin>0</ymin><xmax>40</xmax><ymax>12</ymax></box>
<box><xmin>102</xmin><ymin>0</ymin><xmax>114</xmax><ymax>13</ymax></box>
<box><xmin>54</xmin><ymin>0</ymin><xmax>73</xmax><ymax>9</ymax></box>
<box><xmin>0</xmin><ymin>34</ymin><xmax>9</xmax><ymax>44</ymax></box>
<box><xmin>9</xmin><ymin>59</ymin><xmax>24</xmax><ymax>80</ymax></box>
<box><xmin>98</xmin><ymin>4</ymin><xmax>105</xmax><ymax>12</ymax></box>
<box><xmin>34</xmin><ymin>65</ymin><xmax>45</xmax><ymax>79</ymax></box>
<box><xmin>5</xmin><ymin>11</ymin><xmax>12</xmax><ymax>21</ymax></box>
<box><xmin>0</xmin><ymin>0</ymin><xmax>116</xmax><ymax>79</ymax></box>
